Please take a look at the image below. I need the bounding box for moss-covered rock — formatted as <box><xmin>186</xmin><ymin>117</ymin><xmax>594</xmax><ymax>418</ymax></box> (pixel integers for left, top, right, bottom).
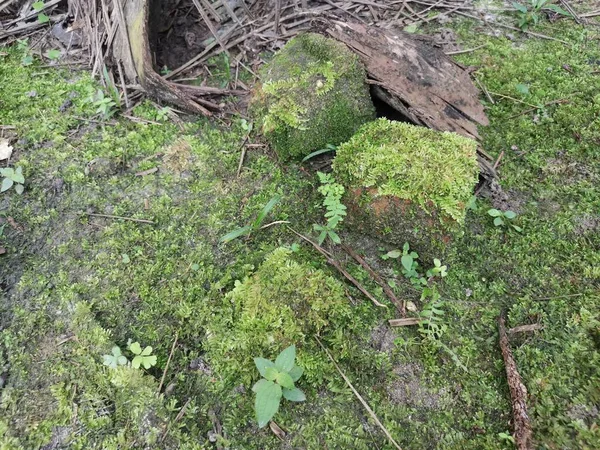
<box><xmin>333</xmin><ymin>119</ymin><xmax>479</xmax><ymax>262</ymax></box>
<box><xmin>204</xmin><ymin>247</ymin><xmax>352</xmax><ymax>385</ymax></box>
<box><xmin>251</xmin><ymin>33</ymin><xmax>375</xmax><ymax>160</ymax></box>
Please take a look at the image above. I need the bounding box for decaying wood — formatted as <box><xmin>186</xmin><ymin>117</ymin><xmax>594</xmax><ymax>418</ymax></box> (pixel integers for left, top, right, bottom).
<box><xmin>325</xmin><ymin>20</ymin><xmax>495</xmax><ymax>178</ymax></box>
<box><xmin>498</xmin><ymin>312</ymin><xmax>533</xmax><ymax>450</ymax></box>
<box><xmin>507</xmin><ymin>323</ymin><xmax>543</xmax><ymax>336</ymax></box>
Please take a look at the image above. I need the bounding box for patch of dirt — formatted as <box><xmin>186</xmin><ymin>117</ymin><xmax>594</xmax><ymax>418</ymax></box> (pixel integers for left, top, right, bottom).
<box><xmin>387</xmin><ymin>363</ymin><xmax>448</xmax><ymax>409</ymax></box>
<box><xmin>573</xmin><ymin>214</ymin><xmax>600</xmax><ymax>236</ymax></box>
<box><xmin>370</xmin><ymin>322</ymin><xmax>396</xmax><ymax>353</ymax></box>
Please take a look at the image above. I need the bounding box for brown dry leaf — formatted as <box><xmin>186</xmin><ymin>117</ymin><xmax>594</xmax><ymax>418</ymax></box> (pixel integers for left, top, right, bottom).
<box><xmin>269</xmin><ymin>421</ymin><xmax>286</xmax><ymax>440</ymax></box>
<box><xmin>0</xmin><ymin>138</ymin><xmax>13</xmax><ymax>160</ymax></box>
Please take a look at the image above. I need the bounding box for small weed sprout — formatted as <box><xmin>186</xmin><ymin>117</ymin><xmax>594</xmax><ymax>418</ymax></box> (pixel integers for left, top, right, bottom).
<box><xmin>220</xmin><ymin>194</ymin><xmax>282</xmax><ymax>243</ymax></box>
<box><xmin>16</xmin><ymin>39</ymin><xmax>33</xmax><ymax>66</ymax></box>
<box><xmin>488</xmin><ymin>208</ymin><xmax>523</xmax><ymax>232</ymax></box>
<box><xmin>313</xmin><ymin>171</ymin><xmax>346</xmax><ymax>245</ymax></box>
<box><xmin>32</xmin><ymin>1</ymin><xmax>49</xmax><ymax>24</ymax></box>
<box><xmin>253</xmin><ymin>345</ymin><xmax>305</xmax><ymax>428</ymax></box>
<box><xmin>87</xmin><ymin>89</ymin><xmax>117</xmax><ymax>119</ymax></box>
<box><xmin>382</xmin><ymin>243</ymin><xmax>447</xmax><ymax>288</ymax></box>
<box><xmin>155</xmin><ymin>106</ymin><xmax>172</xmax><ymax>122</ymax></box>
<box><xmin>1</xmin><ymin>167</ymin><xmax>25</xmax><ymax>194</ymax></box>
<box><xmin>511</xmin><ymin>0</ymin><xmax>571</xmax><ymax>30</ymax></box>
<box><xmin>102</xmin><ymin>342</ymin><xmax>157</xmax><ymax>370</ymax></box>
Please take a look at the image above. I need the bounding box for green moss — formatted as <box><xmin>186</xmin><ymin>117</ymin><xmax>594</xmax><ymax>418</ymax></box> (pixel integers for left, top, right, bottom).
<box><xmin>251</xmin><ymin>33</ymin><xmax>375</xmax><ymax>159</ymax></box>
<box><xmin>204</xmin><ymin>247</ymin><xmax>353</xmax><ymax>385</ymax></box>
<box><xmin>334</xmin><ymin>118</ymin><xmax>479</xmax><ymax>224</ymax></box>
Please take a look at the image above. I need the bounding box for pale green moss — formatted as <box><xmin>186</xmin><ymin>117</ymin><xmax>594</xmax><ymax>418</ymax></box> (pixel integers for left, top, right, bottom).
<box><xmin>204</xmin><ymin>247</ymin><xmax>353</xmax><ymax>386</ymax></box>
<box><xmin>334</xmin><ymin>118</ymin><xmax>479</xmax><ymax>224</ymax></box>
<box><xmin>251</xmin><ymin>33</ymin><xmax>375</xmax><ymax>160</ymax></box>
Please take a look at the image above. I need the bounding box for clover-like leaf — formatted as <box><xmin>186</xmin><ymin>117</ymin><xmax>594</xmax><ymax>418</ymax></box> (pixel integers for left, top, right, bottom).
<box><xmin>140</xmin><ymin>345</ymin><xmax>153</xmax><ymax>356</ymax></box>
<box><xmin>275</xmin><ymin>345</ymin><xmax>296</xmax><ymax>372</ymax></box>
<box><xmin>129</xmin><ymin>341</ymin><xmax>142</xmax><ymax>355</ymax></box>
<box><xmin>32</xmin><ymin>1</ymin><xmax>45</xmax><ymax>11</ymax></box>
<box><xmin>494</xmin><ymin>217</ymin><xmax>504</xmax><ymax>227</ymax></box>
<box><xmin>503</xmin><ymin>210</ymin><xmax>517</xmax><ymax>219</ymax></box>
<box><xmin>14</xmin><ymin>184</ymin><xmax>24</xmax><ymax>194</ymax></box>
<box><xmin>254</xmin><ymin>357</ymin><xmax>276</xmax><ymax>377</ymax></box>
<box><xmin>37</xmin><ymin>13</ymin><xmax>49</xmax><ymax>23</ymax></box>
<box><xmin>282</xmin><ymin>387</ymin><xmax>306</xmax><ymax>402</ymax></box>
<box><xmin>254</xmin><ymin>380</ymin><xmax>282</xmax><ymax>428</ymax></box>
<box><xmin>487</xmin><ymin>208</ymin><xmax>502</xmax><ymax>217</ymax></box>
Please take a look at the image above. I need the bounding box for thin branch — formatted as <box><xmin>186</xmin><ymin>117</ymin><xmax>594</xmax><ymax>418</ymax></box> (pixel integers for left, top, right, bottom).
<box><xmin>158</xmin><ymin>332</ymin><xmax>178</xmax><ymax>394</ymax></box>
<box><xmin>287</xmin><ymin>227</ymin><xmax>386</xmax><ymax>308</ymax></box>
<box><xmin>315</xmin><ymin>336</ymin><xmax>402</xmax><ymax>450</ymax></box>
<box><xmin>341</xmin><ymin>244</ymin><xmax>405</xmax><ymax>315</ymax></box>
<box><xmin>86</xmin><ymin>213</ymin><xmax>155</xmax><ymax>224</ymax></box>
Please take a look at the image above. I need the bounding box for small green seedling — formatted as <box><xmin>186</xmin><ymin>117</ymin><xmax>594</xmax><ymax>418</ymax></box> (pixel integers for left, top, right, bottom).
<box><xmin>488</xmin><ymin>208</ymin><xmax>522</xmax><ymax>232</ymax></box>
<box><xmin>220</xmin><ymin>194</ymin><xmax>281</xmax><ymax>243</ymax></box>
<box><xmin>253</xmin><ymin>345</ymin><xmax>305</xmax><ymax>428</ymax></box>
<box><xmin>32</xmin><ymin>1</ymin><xmax>49</xmax><ymax>23</ymax></box>
<box><xmin>313</xmin><ymin>171</ymin><xmax>346</xmax><ymax>245</ymax></box>
<box><xmin>46</xmin><ymin>49</ymin><xmax>61</xmax><ymax>60</ymax></box>
<box><xmin>129</xmin><ymin>342</ymin><xmax>157</xmax><ymax>369</ymax></box>
<box><xmin>102</xmin><ymin>342</ymin><xmax>157</xmax><ymax>370</ymax></box>
<box><xmin>87</xmin><ymin>89</ymin><xmax>117</xmax><ymax>119</ymax></box>
<box><xmin>1</xmin><ymin>167</ymin><xmax>25</xmax><ymax>194</ymax></box>
<box><xmin>301</xmin><ymin>144</ymin><xmax>337</xmax><ymax>163</ymax></box>
<box><xmin>426</xmin><ymin>259</ymin><xmax>448</xmax><ymax>279</ymax></box>
<box><xmin>102</xmin><ymin>346</ymin><xmax>128</xmax><ymax>368</ymax></box>
<box><xmin>512</xmin><ymin>0</ymin><xmax>571</xmax><ymax>30</ymax></box>
<box><xmin>155</xmin><ymin>107</ymin><xmax>171</xmax><ymax>122</ymax></box>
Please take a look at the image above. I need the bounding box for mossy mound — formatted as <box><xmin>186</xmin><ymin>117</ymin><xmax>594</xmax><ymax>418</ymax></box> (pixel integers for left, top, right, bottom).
<box><xmin>333</xmin><ymin>118</ymin><xmax>479</xmax><ymax>261</ymax></box>
<box><xmin>204</xmin><ymin>247</ymin><xmax>352</xmax><ymax>385</ymax></box>
<box><xmin>251</xmin><ymin>33</ymin><xmax>375</xmax><ymax>160</ymax></box>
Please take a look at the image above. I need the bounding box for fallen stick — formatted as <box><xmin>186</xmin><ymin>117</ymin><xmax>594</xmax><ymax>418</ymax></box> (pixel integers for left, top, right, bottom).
<box><xmin>508</xmin><ymin>323</ymin><xmax>543</xmax><ymax>335</ymax></box>
<box><xmin>86</xmin><ymin>212</ymin><xmax>155</xmax><ymax>224</ymax></box>
<box><xmin>315</xmin><ymin>336</ymin><xmax>402</xmax><ymax>450</ymax></box>
<box><xmin>158</xmin><ymin>332</ymin><xmax>178</xmax><ymax>394</ymax></box>
<box><xmin>341</xmin><ymin>243</ymin><xmax>405</xmax><ymax>315</ymax></box>
<box><xmin>287</xmin><ymin>227</ymin><xmax>386</xmax><ymax>308</ymax></box>
<box><xmin>388</xmin><ymin>317</ymin><xmax>420</xmax><ymax>327</ymax></box>
<box><xmin>498</xmin><ymin>312</ymin><xmax>533</xmax><ymax>450</ymax></box>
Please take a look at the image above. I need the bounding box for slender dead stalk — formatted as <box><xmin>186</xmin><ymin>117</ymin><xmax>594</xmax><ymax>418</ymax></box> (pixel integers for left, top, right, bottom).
<box><xmin>315</xmin><ymin>336</ymin><xmax>402</xmax><ymax>450</ymax></box>
<box><xmin>498</xmin><ymin>312</ymin><xmax>533</xmax><ymax>450</ymax></box>
<box><xmin>86</xmin><ymin>212</ymin><xmax>154</xmax><ymax>224</ymax></box>
<box><xmin>341</xmin><ymin>243</ymin><xmax>405</xmax><ymax>315</ymax></box>
<box><xmin>158</xmin><ymin>332</ymin><xmax>178</xmax><ymax>394</ymax></box>
<box><xmin>287</xmin><ymin>227</ymin><xmax>386</xmax><ymax>308</ymax></box>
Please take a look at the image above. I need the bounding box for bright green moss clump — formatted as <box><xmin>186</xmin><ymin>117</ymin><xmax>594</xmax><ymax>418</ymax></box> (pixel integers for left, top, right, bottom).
<box><xmin>333</xmin><ymin>118</ymin><xmax>479</xmax><ymax>260</ymax></box>
<box><xmin>205</xmin><ymin>247</ymin><xmax>351</xmax><ymax>385</ymax></box>
<box><xmin>251</xmin><ymin>33</ymin><xmax>375</xmax><ymax>160</ymax></box>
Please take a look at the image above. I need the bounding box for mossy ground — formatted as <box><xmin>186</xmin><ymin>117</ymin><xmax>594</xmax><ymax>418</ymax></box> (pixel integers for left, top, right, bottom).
<box><xmin>1</xmin><ymin>14</ymin><xmax>599</xmax><ymax>450</ymax></box>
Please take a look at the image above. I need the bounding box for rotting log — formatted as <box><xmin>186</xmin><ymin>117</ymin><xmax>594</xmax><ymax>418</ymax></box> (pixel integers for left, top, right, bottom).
<box><xmin>498</xmin><ymin>312</ymin><xmax>533</xmax><ymax>450</ymax></box>
<box><xmin>325</xmin><ymin>20</ymin><xmax>495</xmax><ymax>179</ymax></box>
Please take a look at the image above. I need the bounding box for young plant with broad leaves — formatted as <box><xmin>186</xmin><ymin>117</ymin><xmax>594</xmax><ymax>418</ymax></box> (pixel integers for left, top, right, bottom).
<box><xmin>313</xmin><ymin>171</ymin><xmax>346</xmax><ymax>245</ymax></box>
<box><xmin>253</xmin><ymin>345</ymin><xmax>305</xmax><ymax>428</ymax></box>
<box><xmin>1</xmin><ymin>167</ymin><xmax>25</xmax><ymax>194</ymax></box>
<box><xmin>488</xmin><ymin>208</ymin><xmax>522</xmax><ymax>232</ymax></box>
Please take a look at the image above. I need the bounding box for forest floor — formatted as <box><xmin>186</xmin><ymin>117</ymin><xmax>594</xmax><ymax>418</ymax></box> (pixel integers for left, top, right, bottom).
<box><xmin>1</xmin><ymin>5</ymin><xmax>599</xmax><ymax>450</ymax></box>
